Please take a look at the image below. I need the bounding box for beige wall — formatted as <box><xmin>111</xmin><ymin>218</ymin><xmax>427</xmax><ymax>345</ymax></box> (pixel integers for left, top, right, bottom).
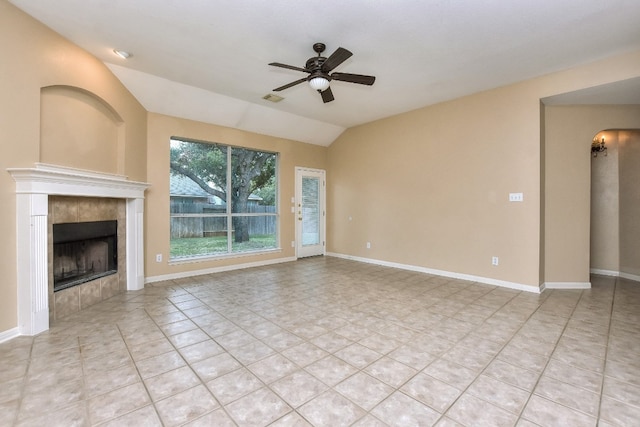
<box><xmin>328</xmin><ymin>84</ymin><xmax>543</xmax><ymax>289</ymax></box>
<box><xmin>41</xmin><ymin>86</ymin><xmax>121</xmax><ymax>174</ymax></box>
<box><xmin>329</xmin><ymin>52</ymin><xmax>640</xmax><ymax>291</ymax></box>
<box><xmin>539</xmin><ymin>102</ymin><xmax>546</xmax><ymax>285</ymax></box>
<box><xmin>0</xmin><ymin>1</ymin><xmax>147</xmax><ymax>333</ymax></box>
<box><xmin>144</xmin><ymin>113</ymin><xmax>327</xmax><ymax>279</ymax></box>
<box><xmin>590</xmin><ymin>132</ymin><xmax>620</xmax><ymax>272</ymax></box>
<box><xmin>544</xmin><ymin>106</ymin><xmax>640</xmax><ymax>284</ymax></box>
<box><xmin>589</xmin><ymin>129</ymin><xmax>640</xmax><ymax>277</ymax></box>
<box><xmin>619</xmin><ymin>130</ymin><xmax>640</xmax><ymax>277</ymax></box>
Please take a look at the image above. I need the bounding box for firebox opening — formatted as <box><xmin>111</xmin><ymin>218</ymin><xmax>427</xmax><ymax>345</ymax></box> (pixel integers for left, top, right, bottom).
<box><xmin>53</xmin><ymin>220</ymin><xmax>118</xmax><ymax>292</ymax></box>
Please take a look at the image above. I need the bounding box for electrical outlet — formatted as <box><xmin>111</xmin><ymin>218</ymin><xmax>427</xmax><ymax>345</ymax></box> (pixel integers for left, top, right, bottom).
<box><xmin>156</xmin><ymin>254</ymin><xmax>162</xmax><ymax>263</ymax></box>
<box><xmin>366</xmin><ymin>242</ymin><xmax>371</xmax><ymax>249</ymax></box>
<box><xmin>291</xmin><ymin>241</ymin><xmax>295</xmax><ymax>247</ymax></box>
<box><xmin>492</xmin><ymin>256</ymin><xmax>499</xmax><ymax>266</ymax></box>
<box><xmin>509</xmin><ymin>193</ymin><xmax>524</xmax><ymax>202</ymax></box>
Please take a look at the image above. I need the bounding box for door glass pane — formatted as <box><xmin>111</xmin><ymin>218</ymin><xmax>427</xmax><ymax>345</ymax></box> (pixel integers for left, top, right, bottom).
<box><xmin>302</xmin><ymin>176</ymin><xmax>319</xmax><ymax>246</ymax></box>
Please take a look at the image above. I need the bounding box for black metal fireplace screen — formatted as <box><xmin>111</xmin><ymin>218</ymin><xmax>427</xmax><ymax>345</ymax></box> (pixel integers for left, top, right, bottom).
<box><xmin>53</xmin><ymin>220</ymin><xmax>118</xmax><ymax>292</ymax></box>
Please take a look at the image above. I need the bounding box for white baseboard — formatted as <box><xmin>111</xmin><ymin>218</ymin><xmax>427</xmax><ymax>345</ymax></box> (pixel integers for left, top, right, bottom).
<box><xmin>619</xmin><ymin>272</ymin><xmax>640</xmax><ymax>283</ymax></box>
<box><xmin>327</xmin><ymin>252</ymin><xmax>542</xmax><ymax>293</ymax></box>
<box><xmin>544</xmin><ymin>281</ymin><xmax>591</xmax><ymax>290</ymax></box>
<box><xmin>0</xmin><ymin>327</ymin><xmax>20</xmax><ymax>344</ymax></box>
<box><xmin>145</xmin><ymin>256</ymin><xmax>297</xmax><ymax>284</ymax></box>
<box><xmin>590</xmin><ymin>268</ymin><xmax>619</xmax><ymax>277</ymax></box>
<box><xmin>589</xmin><ymin>269</ymin><xmax>640</xmax><ymax>283</ymax></box>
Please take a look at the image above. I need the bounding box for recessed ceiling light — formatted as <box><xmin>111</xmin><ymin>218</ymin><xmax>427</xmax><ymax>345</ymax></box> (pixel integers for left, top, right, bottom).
<box><xmin>263</xmin><ymin>94</ymin><xmax>284</xmax><ymax>103</ymax></box>
<box><xmin>113</xmin><ymin>49</ymin><xmax>132</xmax><ymax>59</ymax></box>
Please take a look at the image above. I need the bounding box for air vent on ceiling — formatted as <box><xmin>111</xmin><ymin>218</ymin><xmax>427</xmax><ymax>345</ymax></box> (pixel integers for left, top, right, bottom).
<box><xmin>263</xmin><ymin>93</ymin><xmax>284</xmax><ymax>103</ymax></box>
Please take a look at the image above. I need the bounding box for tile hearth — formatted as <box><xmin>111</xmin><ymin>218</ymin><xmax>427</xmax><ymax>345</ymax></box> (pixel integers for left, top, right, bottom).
<box><xmin>1</xmin><ymin>257</ymin><xmax>639</xmax><ymax>426</ymax></box>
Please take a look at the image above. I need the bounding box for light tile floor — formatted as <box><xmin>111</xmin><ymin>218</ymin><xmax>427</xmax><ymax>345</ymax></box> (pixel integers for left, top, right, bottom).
<box><xmin>1</xmin><ymin>257</ymin><xmax>639</xmax><ymax>426</ymax></box>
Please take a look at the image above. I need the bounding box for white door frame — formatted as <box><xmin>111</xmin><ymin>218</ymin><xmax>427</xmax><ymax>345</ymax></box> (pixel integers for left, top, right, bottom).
<box><xmin>295</xmin><ymin>167</ymin><xmax>326</xmax><ymax>258</ymax></box>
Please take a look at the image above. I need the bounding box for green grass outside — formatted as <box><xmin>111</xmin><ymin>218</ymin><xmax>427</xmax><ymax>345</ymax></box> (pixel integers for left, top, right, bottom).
<box><xmin>170</xmin><ymin>235</ymin><xmax>277</xmax><ymax>258</ymax></box>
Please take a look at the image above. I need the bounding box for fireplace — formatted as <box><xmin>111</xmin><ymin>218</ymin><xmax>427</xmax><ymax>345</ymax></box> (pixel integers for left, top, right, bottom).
<box><xmin>53</xmin><ymin>220</ymin><xmax>118</xmax><ymax>292</ymax></box>
<box><xmin>8</xmin><ymin>163</ymin><xmax>150</xmax><ymax>336</ymax></box>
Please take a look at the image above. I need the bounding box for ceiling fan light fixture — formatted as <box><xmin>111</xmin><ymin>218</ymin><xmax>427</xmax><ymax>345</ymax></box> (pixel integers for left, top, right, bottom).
<box><xmin>309</xmin><ymin>76</ymin><xmax>330</xmax><ymax>92</ymax></box>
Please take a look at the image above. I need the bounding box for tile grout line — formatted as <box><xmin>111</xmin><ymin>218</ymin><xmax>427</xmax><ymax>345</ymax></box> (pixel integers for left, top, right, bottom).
<box><xmin>356</xmin><ymin>276</ymin><xmax>525</xmax><ymax>425</ymax></box>
<box><xmin>596</xmin><ymin>276</ymin><xmax>617</xmax><ymax>424</ymax></box>
<box><xmin>111</xmin><ymin>320</ymin><xmax>168</xmax><ymax>426</ymax></box>
<box><xmin>425</xmin><ymin>291</ymin><xmax>529</xmax><ymax>425</ymax></box>
<box><xmin>150</xmin><ymin>286</ymin><xmax>244</xmax><ymax>426</ymax></box>
<box><xmin>296</xmin><ymin>279</ymin><xmax>517</xmax><ymax>426</ymax></box>
<box><xmin>381</xmin><ymin>284</ymin><xmax>519</xmax><ymax>426</ymax></box>
<box><xmin>13</xmin><ymin>337</ymin><xmax>36</xmax><ymax>427</ymax></box>
<box><xmin>512</xmin><ymin>287</ymin><xmax>599</xmax><ymax>426</ymax></box>
<box><xmin>169</xmin><ymin>280</ymin><xmax>318</xmax><ymax>426</ymax></box>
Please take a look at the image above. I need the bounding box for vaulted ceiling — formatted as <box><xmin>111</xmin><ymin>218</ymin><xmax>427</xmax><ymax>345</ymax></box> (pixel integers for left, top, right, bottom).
<box><xmin>10</xmin><ymin>0</ymin><xmax>640</xmax><ymax>145</ymax></box>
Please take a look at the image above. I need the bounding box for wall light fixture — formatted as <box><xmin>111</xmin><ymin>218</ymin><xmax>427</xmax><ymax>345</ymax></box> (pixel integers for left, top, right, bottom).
<box><xmin>592</xmin><ymin>135</ymin><xmax>607</xmax><ymax>157</ymax></box>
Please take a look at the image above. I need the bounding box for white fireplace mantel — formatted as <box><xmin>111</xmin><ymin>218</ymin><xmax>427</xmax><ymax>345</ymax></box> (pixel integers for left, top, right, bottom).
<box><xmin>7</xmin><ymin>163</ymin><xmax>150</xmax><ymax>336</ymax></box>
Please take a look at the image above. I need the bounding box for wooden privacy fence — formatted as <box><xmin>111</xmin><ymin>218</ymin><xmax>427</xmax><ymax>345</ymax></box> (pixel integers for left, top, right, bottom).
<box><xmin>170</xmin><ymin>200</ymin><xmax>276</xmax><ymax>238</ymax></box>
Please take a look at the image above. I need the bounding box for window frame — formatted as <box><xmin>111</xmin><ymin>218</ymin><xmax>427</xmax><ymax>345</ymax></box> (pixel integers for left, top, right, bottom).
<box><xmin>169</xmin><ymin>137</ymin><xmax>280</xmax><ymax>263</ymax></box>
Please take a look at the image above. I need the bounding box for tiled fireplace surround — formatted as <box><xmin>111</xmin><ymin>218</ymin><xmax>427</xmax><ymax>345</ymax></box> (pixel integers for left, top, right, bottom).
<box><xmin>8</xmin><ymin>163</ymin><xmax>149</xmax><ymax>336</ymax></box>
<box><xmin>48</xmin><ymin>196</ymin><xmax>126</xmax><ymax>322</ymax></box>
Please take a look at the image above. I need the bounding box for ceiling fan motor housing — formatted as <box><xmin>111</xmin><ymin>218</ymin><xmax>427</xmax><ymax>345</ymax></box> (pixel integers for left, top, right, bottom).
<box><xmin>305</xmin><ymin>57</ymin><xmax>326</xmax><ymax>71</ymax></box>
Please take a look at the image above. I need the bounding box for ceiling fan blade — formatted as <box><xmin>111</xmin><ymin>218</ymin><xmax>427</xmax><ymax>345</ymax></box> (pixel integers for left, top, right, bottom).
<box><xmin>269</xmin><ymin>62</ymin><xmax>310</xmax><ymax>73</ymax></box>
<box><xmin>322</xmin><ymin>47</ymin><xmax>352</xmax><ymax>72</ymax></box>
<box><xmin>330</xmin><ymin>72</ymin><xmax>376</xmax><ymax>86</ymax></box>
<box><xmin>320</xmin><ymin>87</ymin><xmax>334</xmax><ymax>103</ymax></box>
<box><xmin>273</xmin><ymin>77</ymin><xmax>307</xmax><ymax>92</ymax></box>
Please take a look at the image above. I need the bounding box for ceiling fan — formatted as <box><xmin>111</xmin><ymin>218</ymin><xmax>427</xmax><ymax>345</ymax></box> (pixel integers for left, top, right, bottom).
<box><xmin>269</xmin><ymin>42</ymin><xmax>376</xmax><ymax>103</ymax></box>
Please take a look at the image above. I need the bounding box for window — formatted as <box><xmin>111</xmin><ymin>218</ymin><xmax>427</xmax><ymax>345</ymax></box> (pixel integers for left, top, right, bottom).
<box><xmin>169</xmin><ymin>138</ymin><xmax>278</xmax><ymax>260</ymax></box>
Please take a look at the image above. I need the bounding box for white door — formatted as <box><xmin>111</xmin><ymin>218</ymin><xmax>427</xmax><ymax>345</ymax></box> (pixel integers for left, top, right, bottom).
<box><xmin>295</xmin><ymin>167</ymin><xmax>326</xmax><ymax>258</ymax></box>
